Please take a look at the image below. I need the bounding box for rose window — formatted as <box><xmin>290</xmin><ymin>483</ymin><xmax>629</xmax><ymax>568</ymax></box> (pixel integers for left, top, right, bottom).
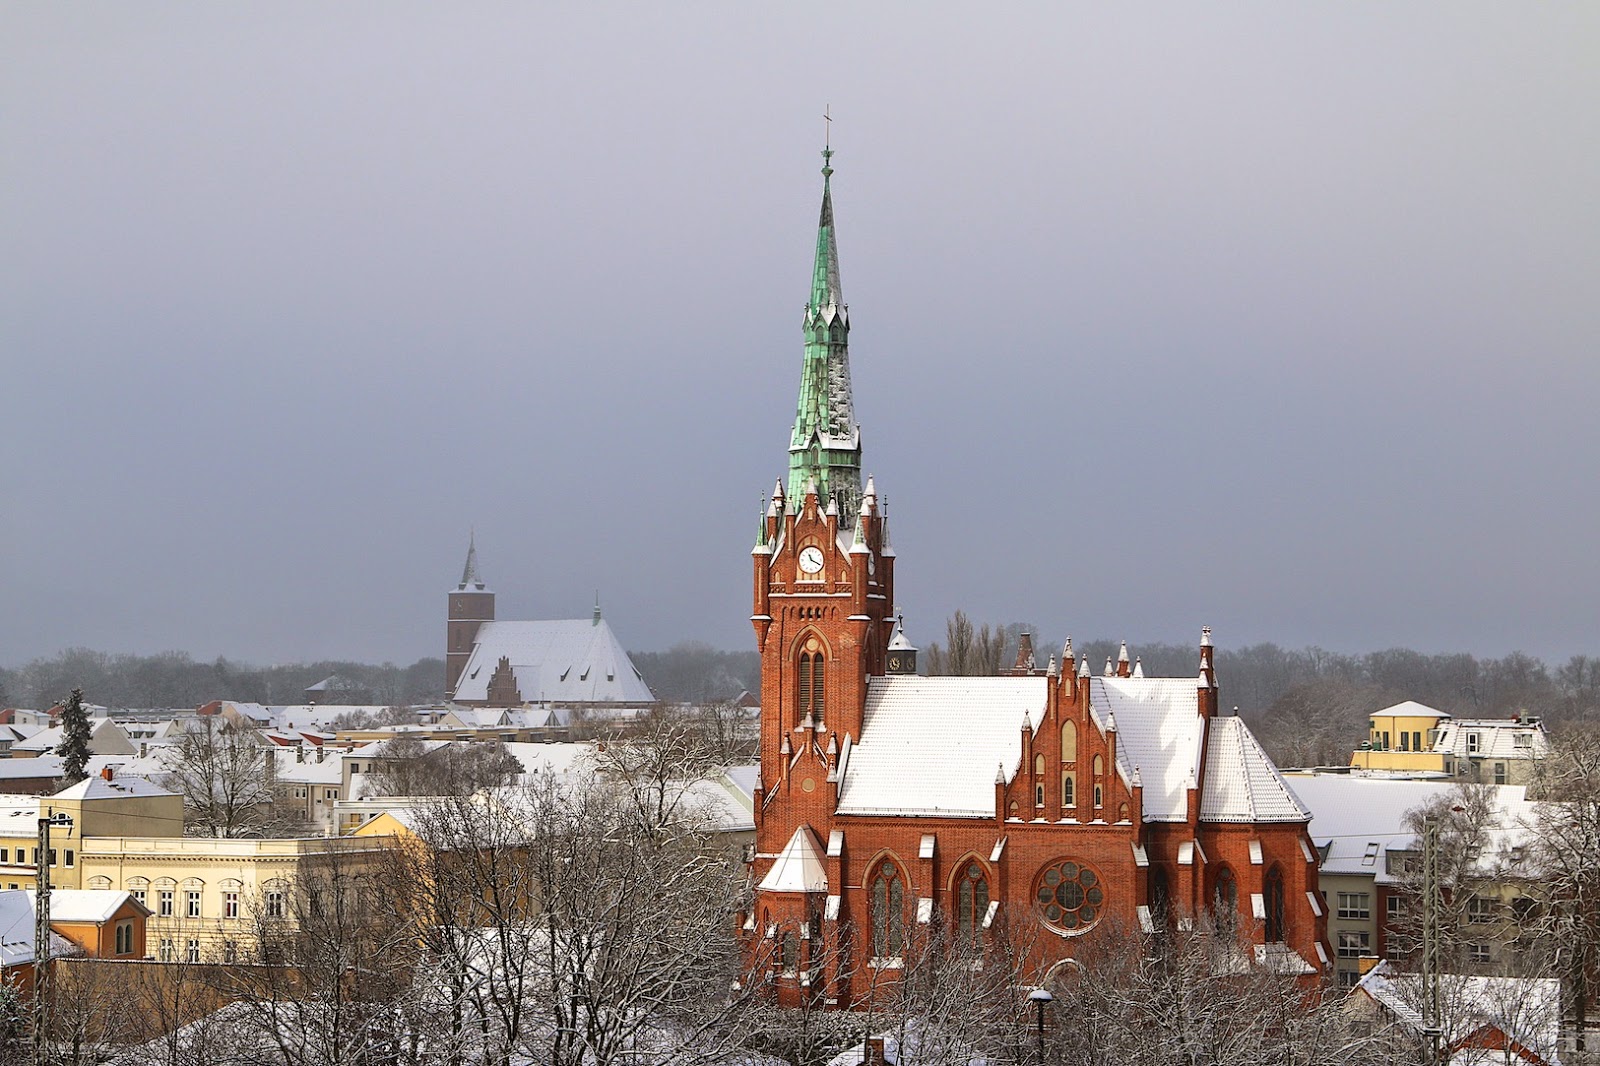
<box><xmin>1035</xmin><ymin>860</ymin><xmax>1104</xmax><ymax>933</ymax></box>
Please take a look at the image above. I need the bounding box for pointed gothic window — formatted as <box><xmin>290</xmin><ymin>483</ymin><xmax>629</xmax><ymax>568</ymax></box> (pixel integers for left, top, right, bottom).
<box><xmin>869</xmin><ymin>861</ymin><xmax>905</xmax><ymax>959</ymax></box>
<box><xmin>1265</xmin><ymin>865</ymin><xmax>1287</xmax><ymax>942</ymax></box>
<box><xmin>1061</xmin><ymin>772</ymin><xmax>1075</xmax><ymax>808</ymax></box>
<box><xmin>1061</xmin><ymin>723</ymin><xmax>1077</xmax><ymax>763</ymax></box>
<box><xmin>955</xmin><ymin>861</ymin><xmax>990</xmax><ymax>947</ymax></box>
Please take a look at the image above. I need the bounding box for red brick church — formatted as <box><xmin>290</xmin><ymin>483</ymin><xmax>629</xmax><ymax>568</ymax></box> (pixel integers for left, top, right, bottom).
<box><xmin>741</xmin><ymin>148</ymin><xmax>1331</xmax><ymax>1007</ymax></box>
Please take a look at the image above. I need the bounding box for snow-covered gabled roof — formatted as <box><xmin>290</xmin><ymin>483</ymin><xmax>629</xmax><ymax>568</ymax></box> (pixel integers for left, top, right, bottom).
<box><xmin>1372</xmin><ymin>700</ymin><xmax>1451</xmax><ymax>720</ymax></box>
<box><xmin>0</xmin><ymin>891</ymin><xmax>74</xmax><ymax>966</ymax></box>
<box><xmin>450</xmin><ymin>619</ymin><xmax>655</xmax><ymax>704</ymax></box>
<box><xmin>759</xmin><ymin>825</ymin><xmax>828</xmax><ymax>893</ymax></box>
<box><xmin>837</xmin><ymin>676</ymin><xmax>1045</xmax><ymax>817</ymax></box>
<box><xmin>1199</xmin><ymin>717</ymin><xmax>1311</xmax><ymax>823</ymax></box>
<box><xmin>1087</xmin><ymin>678</ymin><xmax>1206</xmax><ymax>823</ymax></box>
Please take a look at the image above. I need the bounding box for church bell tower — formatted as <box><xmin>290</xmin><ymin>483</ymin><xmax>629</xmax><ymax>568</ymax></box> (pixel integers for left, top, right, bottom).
<box><xmin>445</xmin><ymin>533</ymin><xmax>494</xmax><ymax>700</ymax></box>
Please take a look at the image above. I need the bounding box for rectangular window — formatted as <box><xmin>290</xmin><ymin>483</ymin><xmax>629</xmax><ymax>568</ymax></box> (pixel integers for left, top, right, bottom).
<box><xmin>132</xmin><ymin>889</ymin><xmax>146</xmax><ymax>908</ymax></box>
<box><xmin>1469</xmin><ymin>942</ymin><xmax>1491</xmax><ymax>964</ymax></box>
<box><xmin>1468</xmin><ymin>733</ymin><xmax>1481</xmax><ymax>754</ymax></box>
<box><xmin>1337</xmin><ymin>892</ymin><xmax>1371</xmax><ymax>920</ymax></box>
<box><xmin>1382</xmin><ymin>731</ymin><xmax>1391</xmax><ymax>750</ymax></box>
<box><xmin>1514</xmin><ymin>733</ymin><xmax>1533</xmax><ymax>749</ymax></box>
<box><xmin>325</xmin><ymin>788</ymin><xmax>337</xmax><ymax>801</ymax></box>
<box><xmin>1337</xmin><ymin>931</ymin><xmax>1371</xmax><ymax>958</ymax></box>
<box><xmin>64</xmin><ymin>849</ymin><xmax>73</xmax><ymax>868</ymax></box>
<box><xmin>1362</xmin><ymin>843</ymin><xmax>1380</xmax><ymax>866</ymax></box>
<box><xmin>1399</xmin><ymin>733</ymin><xmax>1410</xmax><ymax>752</ymax></box>
<box><xmin>266</xmin><ymin>890</ymin><xmax>284</xmax><ymax>919</ymax></box>
<box><xmin>1467</xmin><ymin>896</ymin><xmax>1497</xmax><ymax>922</ymax></box>
<box><xmin>225</xmin><ymin>892</ymin><xmax>239</xmax><ymax>919</ymax></box>
<box><xmin>185</xmin><ymin>939</ymin><xmax>200</xmax><ymax>963</ymax></box>
<box><xmin>294</xmin><ymin>787</ymin><xmax>306</xmax><ymax>799</ymax></box>
<box><xmin>1413</xmin><ymin>731</ymin><xmax>1423</xmax><ymax>751</ymax></box>
<box><xmin>0</xmin><ymin>848</ymin><xmax>9</xmax><ymax>863</ymax></box>
<box><xmin>223</xmin><ymin>940</ymin><xmax>238</xmax><ymax>963</ymax></box>
<box><xmin>186</xmin><ymin>890</ymin><xmax>201</xmax><ymax>918</ymax></box>
<box><xmin>159</xmin><ymin>939</ymin><xmax>174</xmax><ymax>962</ymax></box>
<box><xmin>1337</xmin><ymin>968</ymin><xmax>1362</xmax><ymax>989</ymax></box>
<box><xmin>159</xmin><ymin>890</ymin><xmax>174</xmax><ymax>917</ymax></box>
<box><xmin>1494</xmin><ymin>763</ymin><xmax>1508</xmax><ymax>785</ymax></box>
<box><xmin>48</xmin><ymin>849</ymin><xmax>56</xmax><ymax>867</ymax></box>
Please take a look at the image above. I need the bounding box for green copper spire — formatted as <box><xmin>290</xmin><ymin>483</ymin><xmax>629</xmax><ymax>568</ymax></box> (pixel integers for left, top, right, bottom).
<box><xmin>787</xmin><ymin>146</ymin><xmax>861</xmax><ymax>522</ymax></box>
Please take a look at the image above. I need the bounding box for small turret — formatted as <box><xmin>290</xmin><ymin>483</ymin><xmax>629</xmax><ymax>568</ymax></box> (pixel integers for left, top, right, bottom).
<box><xmin>886</xmin><ymin>616</ymin><xmax>918</xmax><ymax>675</ymax></box>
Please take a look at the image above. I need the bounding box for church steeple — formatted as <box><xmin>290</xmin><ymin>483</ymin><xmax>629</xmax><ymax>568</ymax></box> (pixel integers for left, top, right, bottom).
<box><xmin>787</xmin><ymin>145</ymin><xmax>862</xmax><ymax>524</ymax></box>
<box><xmin>458</xmin><ymin>530</ymin><xmax>488</xmax><ymax>591</ymax></box>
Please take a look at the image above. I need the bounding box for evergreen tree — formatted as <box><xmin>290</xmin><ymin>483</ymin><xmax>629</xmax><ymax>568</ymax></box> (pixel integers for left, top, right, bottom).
<box><xmin>56</xmin><ymin>686</ymin><xmax>91</xmax><ymax>785</ymax></box>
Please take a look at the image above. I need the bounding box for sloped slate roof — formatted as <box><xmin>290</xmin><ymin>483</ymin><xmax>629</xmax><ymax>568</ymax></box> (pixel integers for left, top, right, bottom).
<box><xmin>837</xmin><ymin>676</ymin><xmax>1045</xmax><ymax>817</ymax></box>
<box><xmin>451</xmin><ymin>620</ymin><xmax>655</xmax><ymax>704</ymax></box>
<box><xmin>1087</xmin><ymin>677</ymin><xmax>1206</xmax><ymax>823</ymax></box>
<box><xmin>759</xmin><ymin>825</ymin><xmax>828</xmax><ymax>892</ymax></box>
<box><xmin>1198</xmin><ymin>716</ymin><xmax>1311</xmax><ymax>823</ymax></box>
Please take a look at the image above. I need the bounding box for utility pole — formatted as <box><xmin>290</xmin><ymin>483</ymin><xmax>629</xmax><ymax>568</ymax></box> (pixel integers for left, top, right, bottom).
<box><xmin>32</xmin><ymin>809</ymin><xmax>73</xmax><ymax>1066</ymax></box>
<box><xmin>1422</xmin><ymin>813</ymin><xmax>1442</xmax><ymax>1064</ymax></box>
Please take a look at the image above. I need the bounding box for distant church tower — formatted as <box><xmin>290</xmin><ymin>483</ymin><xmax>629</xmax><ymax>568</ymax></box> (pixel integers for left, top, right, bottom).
<box><xmin>445</xmin><ymin>533</ymin><xmax>495</xmax><ymax>700</ymax></box>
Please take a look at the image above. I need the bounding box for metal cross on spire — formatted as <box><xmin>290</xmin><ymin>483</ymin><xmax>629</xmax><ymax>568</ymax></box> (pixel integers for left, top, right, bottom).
<box><xmin>822</xmin><ymin>105</ymin><xmax>834</xmax><ymax>174</ymax></box>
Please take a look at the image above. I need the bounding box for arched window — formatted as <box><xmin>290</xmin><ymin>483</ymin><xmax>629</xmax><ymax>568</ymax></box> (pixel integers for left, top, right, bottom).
<box><xmin>869</xmin><ymin>860</ymin><xmax>905</xmax><ymax>958</ymax></box>
<box><xmin>1092</xmin><ymin>754</ymin><xmax>1103</xmax><ymax>775</ymax></box>
<box><xmin>1093</xmin><ymin>785</ymin><xmax>1103</xmax><ymax>809</ymax></box>
<box><xmin>1265</xmin><ymin>866</ymin><xmax>1287</xmax><ymax>942</ymax></box>
<box><xmin>1034</xmin><ymin>754</ymin><xmax>1045</xmax><ymax>775</ymax></box>
<box><xmin>1035</xmin><ymin>783</ymin><xmax>1045</xmax><ymax>808</ymax></box>
<box><xmin>1213</xmin><ymin>866</ymin><xmax>1238</xmax><ymax>935</ymax></box>
<box><xmin>1061</xmin><ymin>772</ymin><xmax>1075</xmax><ymax>807</ymax></box>
<box><xmin>796</xmin><ymin>637</ymin><xmax>826</xmax><ymax>721</ymax></box>
<box><xmin>1061</xmin><ymin>723</ymin><xmax>1076</xmax><ymax>762</ymax></box>
<box><xmin>955</xmin><ymin>860</ymin><xmax>991</xmax><ymax>947</ymax></box>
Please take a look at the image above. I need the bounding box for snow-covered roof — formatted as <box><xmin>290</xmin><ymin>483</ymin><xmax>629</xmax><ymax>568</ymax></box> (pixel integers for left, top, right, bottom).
<box><xmin>26</xmin><ymin>889</ymin><xmax>145</xmax><ymax>924</ymax></box>
<box><xmin>837</xmin><ymin>676</ymin><xmax>1044</xmax><ymax>817</ymax></box>
<box><xmin>1198</xmin><ymin>716</ymin><xmax>1311</xmax><ymax>823</ymax></box>
<box><xmin>1087</xmin><ymin>677</ymin><xmax>1206</xmax><ymax>823</ymax></box>
<box><xmin>1372</xmin><ymin>700</ymin><xmax>1452</xmax><ymax>721</ymax></box>
<box><xmin>1354</xmin><ymin>960</ymin><xmax>1563</xmax><ymax>1065</ymax></box>
<box><xmin>450</xmin><ymin>619</ymin><xmax>655</xmax><ymax>704</ymax></box>
<box><xmin>52</xmin><ymin>774</ymin><xmax>177</xmax><ymax>801</ymax></box>
<box><xmin>759</xmin><ymin>825</ymin><xmax>828</xmax><ymax>892</ymax></box>
<box><xmin>0</xmin><ymin>891</ymin><xmax>73</xmax><ymax>966</ymax></box>
<box><xmin>1289</xmin><ymin>773</ymin><xmax>1538</xmax><ymax>881</ymax></box>
<box><xmin>1434</xmin><ymin>718</ymin><xmax>1550</xmax><ymax>761</ymax></box>
<box><xmin>0</xmin><ymin>755</ymin><xmax>63</xmax><ymax>780</ymax></box>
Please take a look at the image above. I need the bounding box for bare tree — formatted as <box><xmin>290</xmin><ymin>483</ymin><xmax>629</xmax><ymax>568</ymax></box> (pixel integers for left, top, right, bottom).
<box><xmin>158</xmin><ymin>717</ymin><xmax>280</xmax><ymax>838</ymax></box>
<box><xmin>592</xmin><ymin>705</ymin><xmax>728</xmax><ymax>838</ymax></box>
<box><xmin>1526</xmin><ymin>724</ymin><xmax>1600</xmax><ymax>1056</ymax></box>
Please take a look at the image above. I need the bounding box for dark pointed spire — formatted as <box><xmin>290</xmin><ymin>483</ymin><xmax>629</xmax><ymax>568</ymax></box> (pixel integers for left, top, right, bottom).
<box><xmin>458</xmin><ymin>531</ymin><xmax>486</xmax><ymax>591</ymax></box>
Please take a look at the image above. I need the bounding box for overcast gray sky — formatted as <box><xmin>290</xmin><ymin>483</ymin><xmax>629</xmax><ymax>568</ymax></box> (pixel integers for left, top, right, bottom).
<box><xmin>4</xmin><ymin>4</ymin><xmax>1597</xmax><ymax>668</ymax></box>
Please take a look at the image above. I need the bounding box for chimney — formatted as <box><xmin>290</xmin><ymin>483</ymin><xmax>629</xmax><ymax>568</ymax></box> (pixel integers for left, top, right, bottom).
<box><xmin>864</xmin><ymin>1038</ymin><xmax>887</xmax><ymax>1065</ymax></box>
<box><xmin>1357</xmin><ymin>954</ymin><xmax>1381</xmax><ymax>976</ymax></box>
<box><xmin>100</xmin><ymin>765</ymin><xmax>114</xmax><ymax>782</ymax></box>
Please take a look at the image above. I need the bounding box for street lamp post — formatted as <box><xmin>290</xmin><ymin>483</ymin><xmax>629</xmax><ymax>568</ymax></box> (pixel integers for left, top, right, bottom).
<box><xmin>1028</xmin><ymin>987</ymin><xmax>1053</xmax><ymax>1064</ymax></box>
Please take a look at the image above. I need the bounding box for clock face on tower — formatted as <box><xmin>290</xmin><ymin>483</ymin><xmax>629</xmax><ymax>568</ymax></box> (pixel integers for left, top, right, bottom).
<box><xmin>798</xmin><ymin>546</ymin><xmax>825</xmax><ymax>576</ymax></box>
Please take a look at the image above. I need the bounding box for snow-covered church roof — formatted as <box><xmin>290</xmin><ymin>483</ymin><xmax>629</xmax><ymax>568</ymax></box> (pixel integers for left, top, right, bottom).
<box><xmin>450</xmin><ymin>619</ymin><xmax>655</xmax><ymax>704</ymax></box>
<box><xmin>831</xmin><ymin>674</ymin><xmax>1307</xmax><ymax>824</ymax></box>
